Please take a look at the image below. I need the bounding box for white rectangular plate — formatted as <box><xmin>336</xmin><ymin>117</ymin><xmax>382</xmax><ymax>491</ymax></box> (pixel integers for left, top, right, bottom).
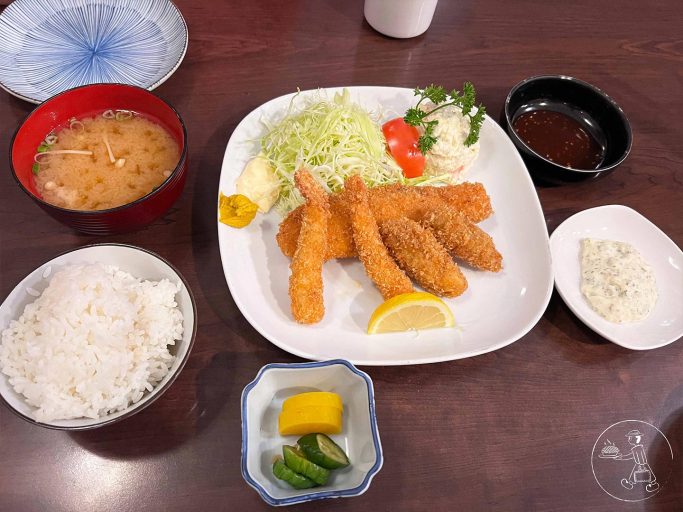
<box><xmin>217</xmin><ymin>87</ymin><xmax>553</xmax><ymax>365</ymax></box>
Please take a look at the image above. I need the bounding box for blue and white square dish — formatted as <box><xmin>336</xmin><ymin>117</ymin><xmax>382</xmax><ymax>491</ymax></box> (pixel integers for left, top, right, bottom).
<box><xmin>241</xmin><ymin>360</ymin><xmax>383</xmax><ymax>506</ymax></box>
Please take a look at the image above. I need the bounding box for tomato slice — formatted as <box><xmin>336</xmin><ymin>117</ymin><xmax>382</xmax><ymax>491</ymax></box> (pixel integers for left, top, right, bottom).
<box><xmin>382</xmin><ymin>118</ymin><xmax>425</xmax><ymax>178</ymax></box>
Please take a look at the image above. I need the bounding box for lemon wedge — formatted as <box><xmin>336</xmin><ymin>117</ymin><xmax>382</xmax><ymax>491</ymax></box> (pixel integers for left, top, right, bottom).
<box><xmin>367</xmin><ymin>292</ymin><xmax>455</xmax><ymax>334</ymax></box>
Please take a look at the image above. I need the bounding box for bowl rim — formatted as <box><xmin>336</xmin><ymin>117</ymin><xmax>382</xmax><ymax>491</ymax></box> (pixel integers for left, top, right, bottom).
<box><xmin>0</xmin><ymin>242</ymin><xmax>198</xmax><ymax>431</ymax></box>
<box><xmin>240</xmin><ymin>359</ymin><xmax>384</xmax><ymax>506</ymax></box>
<box><xmin>504</xmin><ymin>74</ymin><xmax>633</xmax><ymax>174</ymax></box>
<box><xmin>9</xmin><ymin>82</ymin><xmax>188</xmax><ymax>215</ymax></box>
<box><xmin>0</xmin><ymin>0</ymin><xmax>189</xmax><ymax>104</ymax></box>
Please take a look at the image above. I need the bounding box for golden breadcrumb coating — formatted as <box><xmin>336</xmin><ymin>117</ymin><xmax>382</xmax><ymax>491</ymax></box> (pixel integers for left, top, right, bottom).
<box><xmin>422</xmin><ymin>205</ymin><xmax>503</xmax><ymax>272</ymax></box>
<box><xmin>380</xmin><ymin>218</ymin><xmax>468</xmax><ymax>298</ymax></box>
<box><xmin>343</xmin><ymin>176</ymin><xmax>414</xmax><ymax>299</ymax></box>
<box><xmin>288</xmin><ymin>170</ymin><xmax>329</xmax><ymax>323</ymax></box>
<box><xmin>277</xmin><ymin>182</ymin><xmax>492</xmax><ymax>259</ymax></box>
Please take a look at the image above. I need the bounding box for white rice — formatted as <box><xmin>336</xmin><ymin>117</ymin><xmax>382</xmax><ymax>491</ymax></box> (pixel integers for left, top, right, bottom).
<box><xmin>0</xmin><ymin>263</ymin><xmax>183</xmax><ymax>422</ymax></box>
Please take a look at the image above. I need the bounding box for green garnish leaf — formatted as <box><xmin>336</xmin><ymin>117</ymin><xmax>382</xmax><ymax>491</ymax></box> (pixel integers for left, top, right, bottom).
<box><xmin>403</xmin><ymin>107</ymin><xmax>424</xmax><ymax>127</ymax></box>
<box><xmin>32</xmin><ymin>163</ymin><xmax>40</xmax><ymax>175</ymax></box>
<box><xmin>418</xmin><ymin>133</ymin><xmax>438</xmax><ymax>154</ymax></box>
<box><xmin>37</xmin><ymin>144</ymin><xmax>49</xmax><ymax>153</ymax></box>
<box><xmin>465</xmin><ymin>107</ymin><xmax>486</xmax><ymax>146</ymax></box>
<box><xmin>403</xmin><ymin>81</ymin><xmax>486</xmax><ymax>153</ymax></box>
<box><xmin>422</xmin><ymin>84</ymin><xmax>448</xmax><ymax>105</ymax></box>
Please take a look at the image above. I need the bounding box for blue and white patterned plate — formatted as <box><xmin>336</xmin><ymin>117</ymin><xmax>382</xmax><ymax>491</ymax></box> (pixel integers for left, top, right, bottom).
<box><xmin>0</xmin><ymin>0</ymin><xmax>188</xmax><ymax>103</ymax></box>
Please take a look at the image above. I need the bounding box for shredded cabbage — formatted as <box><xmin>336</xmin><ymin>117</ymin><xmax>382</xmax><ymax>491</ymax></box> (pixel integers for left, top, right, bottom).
<box><xmin>260</xmin><ymin>89</ymin><xmax>450</xmax><ymax>214</ymax></box>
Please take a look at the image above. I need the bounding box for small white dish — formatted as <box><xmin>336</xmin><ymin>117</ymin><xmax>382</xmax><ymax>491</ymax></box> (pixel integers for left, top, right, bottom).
<box><xmin>0</xmin><ymin>244</ymin><xmax>197</xmax><ymax>429</ymax></box>
<box><xmin>241</xmin><ymin>360</ymin><xmax>383</xmax><ymax>506</ymax></box>
<box><xmin>550</xmin><ymin>205</ymin><xmax>683</xmax><ymax>349</ymax></box>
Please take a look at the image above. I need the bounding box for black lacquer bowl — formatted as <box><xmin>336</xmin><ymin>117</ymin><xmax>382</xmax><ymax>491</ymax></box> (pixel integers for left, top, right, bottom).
<box><xmin>503</xmin><ymin>75</ymin><xmax>632</xmax><ymax>184</ymax></box>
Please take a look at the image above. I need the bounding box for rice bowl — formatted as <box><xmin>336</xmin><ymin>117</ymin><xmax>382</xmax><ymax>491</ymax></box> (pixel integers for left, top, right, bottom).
<box><xmin>0</xmin><ymin>244</ymin><xmax>197</xmax><ymax>430</ymax></box>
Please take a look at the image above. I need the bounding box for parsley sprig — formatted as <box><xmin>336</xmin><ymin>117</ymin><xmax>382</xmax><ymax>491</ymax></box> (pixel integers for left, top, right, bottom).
<box><xmin>403</xmin><ymin>82</ymin><xmax>486</xmax><ymax>154</ymax></box>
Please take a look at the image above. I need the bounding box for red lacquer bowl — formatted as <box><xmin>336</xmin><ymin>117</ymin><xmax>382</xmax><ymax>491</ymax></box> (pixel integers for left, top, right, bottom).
<box><xmin>10</xmin><ymin>84</ymin><xmax>188</xmax><ymax>235</ymax></box>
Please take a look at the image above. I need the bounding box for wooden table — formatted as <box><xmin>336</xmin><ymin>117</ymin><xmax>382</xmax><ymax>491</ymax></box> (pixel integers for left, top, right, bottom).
<box><xmin>1</xmin><ymin>1</ymin><xmax>681</xmax><ymax>510</ymax></box>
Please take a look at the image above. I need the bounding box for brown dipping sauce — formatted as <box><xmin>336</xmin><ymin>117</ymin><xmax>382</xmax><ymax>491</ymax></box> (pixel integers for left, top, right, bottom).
<box><xmin>513</xmin><ymin>110</ymin><xmax>604</xmax><ymax>169</ymax></box>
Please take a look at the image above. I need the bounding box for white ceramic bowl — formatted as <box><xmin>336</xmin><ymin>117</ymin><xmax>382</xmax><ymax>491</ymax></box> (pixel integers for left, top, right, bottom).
<box><xmin>550</xmin><ymin>205</ymin><xmax>683</xmax><ymax>349</ymax></box>
<box><xmin>0</xmin><ymin>243</ymin><xmax>197</xmax><ymax>429</ymax></box>
<box><xmin>241</xmin><ymin>360</ymin><xmax>383</xmax><ymax>506</ymax></box>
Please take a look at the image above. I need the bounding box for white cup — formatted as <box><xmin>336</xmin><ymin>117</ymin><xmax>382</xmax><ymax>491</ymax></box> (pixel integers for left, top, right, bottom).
<box><xmin>364</xmin><ymin>0</ymin><xmax>439</xmax><ymax>39</ymax></box>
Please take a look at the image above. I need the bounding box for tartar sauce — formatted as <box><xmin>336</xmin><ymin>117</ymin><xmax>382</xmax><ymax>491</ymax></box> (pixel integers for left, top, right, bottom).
<box><xmin>419</xmin><ymin>102</ymin><xmax>480</xmax><ymax>180</ymax></box>
<box><xmin>236</xmin><ymin>153</ymin><xmax>279</xmax><ymax>213</ymax></box>
<box><xmin>580</xmin><ymin>239</ymin><xmax>657</xmax><ymax>323</ymax></box>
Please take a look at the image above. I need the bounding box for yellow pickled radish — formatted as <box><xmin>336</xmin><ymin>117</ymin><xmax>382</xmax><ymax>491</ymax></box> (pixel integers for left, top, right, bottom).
<box><xmin>218</xmin><ymin>192</ymin><xmax>258</xmax><ymax>228</ymax></box>
<box><xmin>278</xmin><ymin>406</ymin><xmax>342</xmax><ymax>436</ymax></box>
<box><xmin>282</xmin><ymin>392</ymin><xmax>343</xmax><ymax>413</ymax></box>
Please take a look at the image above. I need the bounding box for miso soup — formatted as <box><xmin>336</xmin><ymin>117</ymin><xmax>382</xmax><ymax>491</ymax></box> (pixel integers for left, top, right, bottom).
<box><xmin>33</xmin><ymin>110</ymin><xmax>180</xmax><ymax>211</ymax></box>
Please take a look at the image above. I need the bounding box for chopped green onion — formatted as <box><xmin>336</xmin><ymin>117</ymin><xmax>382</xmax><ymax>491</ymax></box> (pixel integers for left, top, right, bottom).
<box><xmin>69</xmin><ymin>118</ymin><xmax>85</xmax><ymax>132</ymax></box>
<box><xmin>115</xmin><ymin>110</ymin><xmax>133</xmax><ymax>121</ymax></box>
<box><xmin>32</xmin><ymin>163</ymin><xmax>40</xmax><ymax>175</ymax></box>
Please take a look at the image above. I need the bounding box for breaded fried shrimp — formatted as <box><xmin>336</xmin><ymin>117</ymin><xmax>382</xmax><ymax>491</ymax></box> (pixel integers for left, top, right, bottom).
<box><xmin>288</xmin><ymin>170</ymin><xmax>329</xmax><ymax>323</ymax></box>
<box><xmin>343</xmin><ymin>176</ymin><xmax>413</xmax><ymax>299</ymax></box>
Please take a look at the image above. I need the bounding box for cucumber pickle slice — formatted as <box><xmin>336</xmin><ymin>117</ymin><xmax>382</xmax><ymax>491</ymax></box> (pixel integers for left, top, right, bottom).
<box><xmin>272</xmin><ymin>458</ymin><xmax>317</xmax><ymax>489</ymax></box>
<box><xmin>283</xmin><ymin>445</ymin><xmax>330</xmax><ymax>485</ymax></box>
<box><xmin>297</xmin><ymin>433</ymin><xmax>350</xmax><ymax>469</ymax></box>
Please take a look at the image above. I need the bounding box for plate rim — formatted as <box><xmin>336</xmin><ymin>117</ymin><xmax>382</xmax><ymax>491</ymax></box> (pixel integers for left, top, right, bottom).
<box><xmin>0</xmin><ymin>0</ymin><xmax>189</xmax><ymax>104</ymax></box>
<box><xmin>549</xmin><ymin>204</ymin><xmax>683</xmax><ymax>350</ymax></box>
<box><xmin>217</xmin><ymin>85</ymin><xmax>554</xmax><ymax>365</ymax></box>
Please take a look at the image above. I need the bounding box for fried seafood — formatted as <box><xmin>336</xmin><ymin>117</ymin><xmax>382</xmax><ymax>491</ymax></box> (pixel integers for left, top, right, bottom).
<box><xmin>380</xmin><ymin>218</ymin><xmax>468</xmax><ymax>298</ymax></box>
<box><xmin>422</xmin><ymin>206</ymin><xmax>503</xmax><ymax>272</ymax></box>
<box><xmin>288</xmin><ymin>170</ymin><xmax>329</xmax><ymax>324</ymax></box>
<box><xmin>277</xmin><ymin>182</ymin><xmax>492</xmax><ymax>259</ymax></box>
<box><xmin>343</xmin><ymin>176</ymin><xmax>414</xmax><ymax>299</ymax></box>
<box><xmin>278</xmin><ymin>203</ymin><xmax>355</xmax><ymax>260</ymax></box>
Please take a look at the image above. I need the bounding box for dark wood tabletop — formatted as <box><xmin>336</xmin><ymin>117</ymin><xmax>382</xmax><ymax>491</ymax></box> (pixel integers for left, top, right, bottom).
<box><xmin>1</xmin><ymin>0</ymin><xmax>682</xmax><ymax>510</ymax></box>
